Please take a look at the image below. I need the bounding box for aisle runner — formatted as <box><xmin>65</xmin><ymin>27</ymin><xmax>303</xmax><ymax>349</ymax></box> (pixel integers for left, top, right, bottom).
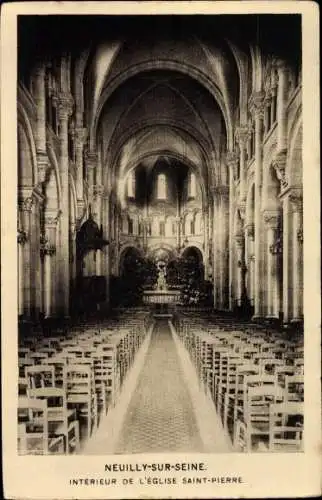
<box><xmin>82</xmin><ymin>323</ymin><xmax>153</xmax><ymax>454</ymax></box>
<box><xmin>114</xmin><ymin>319</ymin><xmax>204</xmax><ymax>453</ymax></box>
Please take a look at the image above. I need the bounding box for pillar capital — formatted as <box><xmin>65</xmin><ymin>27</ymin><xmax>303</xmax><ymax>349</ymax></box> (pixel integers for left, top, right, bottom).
<box><xmin>226</xmin><ymin>151</ymin><xmax>239</xmax><ymax>181</ymax></box>
<box><xmin>235</xmin><ymin>126</ymin><xmax>251</xmax><ymax>148</ymax></box>
<box><xmin>40</xmin><ymin>234</ymin><xmax>56</xmax><ymax>258</ymax></box>
<box><xmin>93</xmin><ymin>184</ymin><xmax>105</xmax><ymax>198</ymax></box>
<box><xmin>269</xmin><ymin>235</ymin><xmax>283</xmax><ymax>255</ymax></box>
<box><xmin>17</xmin><ymin>229</ymin><xmax>28</xmax><ymax>245</ymax></box>
<box><xmin>249</xmin><ymin>91</ymin><xmax>265</xmax><ymax>119</ymax></box>
<box><xmin>245</xmin><ymin>222</ymin><xmax>255</xmax><ymax>238</ymax></box>
<box><xmin>263</xmin><ymin>210</ymin><xmax>280</xmax><ymax>229</ymax></box>
<box><xmin>264</xmin><ymin>90</ymin><xmax>272</xmax><ymax>106</ymax></box>
<box><xmin>85</xmin><ymin>151</ymin><xmax>98</xmax><ymax>170</ymax></box>
<box><xmin>238</xmin><ymin>201</ymin><xmax>246</xmax><ymax>220</ymax></box>
<box><xmin>18</xmin><ymin>196</ymin><xmax>34</xmax><ymax>213</ymax></box>
<box><xmin>289</xmin><ymin>189</ymin><xmax>303</xmax><ymax>212</ymax></box>
<box><xmin>213</xmin><ymin>185</ymin><xmax>229</xmax><ymax>200</ymax></box>
<box><xmin>273</xmin><ymin>150</ymin><xmax>288</xmax><ymax>189</ymax></box>
<box><xmin>75</xmin><ymin>127</ymin><xmax>87</xmax><ymax>147</ymax></box>
<box><xmin>37</xmin><ymin>150</ymin><xmax>50</xmax><ymax>184</ymax></box>
<box><xmin>44</xmin><ymin>210</ymin><xmax>61</xmax><ymax>228</ymax></box>
<box><xmin>234</xmin><ymin>232</ymin><xmax>244</xmax><ymax>247</ymax></box>
<box><xmin>57</xmin><ymin>92</ymin><xmax>74</xmax><ymax>120</ymax></box>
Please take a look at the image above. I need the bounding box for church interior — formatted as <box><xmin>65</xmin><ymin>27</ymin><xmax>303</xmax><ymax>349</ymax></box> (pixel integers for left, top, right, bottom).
<box><xmin>17</xmin><ymin>15</ymin><xmax>304</xmax><ymax>454</ymax></box>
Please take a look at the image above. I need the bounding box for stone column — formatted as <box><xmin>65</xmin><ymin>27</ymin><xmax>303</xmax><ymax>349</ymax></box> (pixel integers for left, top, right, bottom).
<box><xmin>17</xmin><ymin>229</ymin><xmax>28</xmax><ymax>316</ymax></box>
<box><xmin>226</xmin><ymin>153</ymin><xmax>237</xmax><ymax>310</ymax></box>
<box><xmin>236</xmin><ymin>126</ymin><xmax>249</xmax><ymax>209</ymax></box>
<box><xmin>212</xmin><ymin>194</ymin><xmax>219</xmax><ymax>308</ymax></box>
<box><xmin>245</xmin><ymin>223</ymin><xmax>255</xmax><ymax>307</ymax></box>
<box><xmin>203</xmin><ymin>208</ymin><xmax>209</xmax><ymax>280</ymax></box>
<box><xmin>41</xmin><ymin>214</ymin><xmax>58</xmax><ymax>318</ymax></box>
<box><xmin>215</xmin><ymin>186</ymin><xmax>229</xmax><ymax>310</ymax></box>
<box><xmin>290</xmin><ymin>192</ymin><xmax>303</xmax><ymax>322</ymax></box>
<box><xmin>235</xmin><ymin>234</ymin><xmax>245</xmax><ymax>308</ymax></box>
<box><xmin>33</xmin><ymin>64</ymin><xmax>49</xmax><ymax>184</ymax></box>
<box><xmin>250</xmin><ymin>92</ymin><xmax>265</xmax><ymax>319</ymax></box>
<box><xmin>85</xmin><ymin>152</ymin><xmax>98</xmax><ymax>205</ymax></box>
<box><xmin>263</xmin><ymin>92</ymin><xmax>272</xmax><ymax>135</ymax></box>
<box><xmin>102</xmin><ymin>194</ymin><xmax>110</xmax><ymax>310</ymax></box>
<box><xmin>75</xmin><ymin>127</ymin><xmax>87</xmax><ymax>220</ymax></box>
<box><xmin>276</xmin><ymin>60</ymin><xmax>290</xmax><ymax>153</ymax></box>
<box><xmin>264</xmin><ymin>211</ymin><xmax>281</xmax><ymax>319</ymax></box>
<box><xmin>69</xmin><ymin>220</ymin><xmax>77</xmax><ymax>306</ymax></box>
<box><xmin>18</xmin><ymin>196</ymin><xmax>34</xmax><ymax>317</ymax></box>
<box><xmin>93</xmin><ymin>185</ymin><xmax>104</xmax><ymax>276</ymax></box>
<box><xmin>57</xmin><ymin>92</ymin><xmax>73</xmax><ymax>317</ymax></box>
<box><xmin>270</xmin><ymin>85</ymin><xmax>277</xmax><ymax>126</ymax></box>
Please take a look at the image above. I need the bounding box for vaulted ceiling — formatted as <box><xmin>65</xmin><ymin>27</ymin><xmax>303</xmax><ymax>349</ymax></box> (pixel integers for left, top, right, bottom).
<box><xmin>18</xmin><ymin>15</ymin><xmax>301</xmax><ymax>199</ymax></box>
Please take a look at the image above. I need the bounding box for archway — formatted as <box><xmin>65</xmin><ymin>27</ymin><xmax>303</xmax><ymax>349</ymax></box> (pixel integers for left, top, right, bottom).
<box><xmin>179</xmin><ymin>246</ymin><xmax>209</xmax><ymax>305</ymax></box>
<box><xmin>116</xmin><ymin>247</ymin><xmax>156</xmax><ymax>307</ymax></box>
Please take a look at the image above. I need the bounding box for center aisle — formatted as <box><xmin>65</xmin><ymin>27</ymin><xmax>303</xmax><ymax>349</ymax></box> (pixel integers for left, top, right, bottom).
<box><xmin>114</xmin><ymin>319</ymin><xmax>204</xmax><ymax>453</ymax></box>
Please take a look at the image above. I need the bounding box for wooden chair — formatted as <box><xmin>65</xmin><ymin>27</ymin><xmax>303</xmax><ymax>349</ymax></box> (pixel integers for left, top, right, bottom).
<box><xmin>234</xmin><ymin>384</ymin><xmax>284</xmax><ymax>452</ymax></box>
<box><xmin>66</xmin><ymin>364</ymin><xmax>97</xmax><ymax>439</ymax></box>
<box><xmin>269</xmin><ymin>402</ymin><xmax>304</xmax><ymax>451</ymax></box>
<box><xmin>28</xmin><ymin>387</ymin><xmax>79</xmax><ymax>454</ymax></box>
<box><xmin>18</xmin><ymin>398</ymin><xmax>65</xmax><ymax>455</ymax></box>
<box><xmin>26</xmin><ymin>364</ymin><xmax>55</xmax><ymax>390</ymax></box>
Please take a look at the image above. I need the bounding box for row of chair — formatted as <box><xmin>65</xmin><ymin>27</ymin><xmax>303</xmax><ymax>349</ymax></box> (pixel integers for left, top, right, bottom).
<box><xmin>174</xmin><ymin>312</ymin><xmax>304</xmax><ymax>452</ymax></box>
<box><xmin>18</xmin><ymin>311</ymin><xmax>152</xmax><ymax>455</ymax></box>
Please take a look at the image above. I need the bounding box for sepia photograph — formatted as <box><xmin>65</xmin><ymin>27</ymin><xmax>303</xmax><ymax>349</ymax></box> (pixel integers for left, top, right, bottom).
<box><xmin>1</xmin><ymin>2</ymin><xmax>320</xmax><ymax>499</ymax></box>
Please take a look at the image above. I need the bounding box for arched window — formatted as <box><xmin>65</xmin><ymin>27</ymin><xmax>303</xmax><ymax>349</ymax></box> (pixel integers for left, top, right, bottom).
<box><xmin>157</xmin><ymin>173</ymin><xmax>167</xmax><ymax>200</ymax></box>
<box><xmin>188</xmin><ymin>172</ymin><xmax>197</xmax><ymax>198</ymax></box>
<box><xmin>127</xmin><ymin>171</ymin><xmax>135</xmax><ymax>198</ymax></box>
<box><xmin>128</xmin><ymin>218</ymin><xmax>133</xmax><ymax>235</ymax></box>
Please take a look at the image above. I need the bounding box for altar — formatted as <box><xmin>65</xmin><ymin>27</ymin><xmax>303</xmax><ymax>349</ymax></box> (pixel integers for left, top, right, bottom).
<box><xmin>142</xmin><ymin>259</ymin><xmax>181</xmax><ymax>312</ymax></box>
<box><xmin>143</xmin><ymin>289</ymin><xmax>181</xmax><ymax>305</ymax></box>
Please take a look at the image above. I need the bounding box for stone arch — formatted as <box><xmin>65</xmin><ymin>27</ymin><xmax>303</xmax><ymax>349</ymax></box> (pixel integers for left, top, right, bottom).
<box><xmin>181</xmin><ymin>243</ymin><xmax>204</xmax><ymax>262</ymax></box>
<box><xmin>118</xmin><ymin>244</ymin><xmax>144</xmax><ymax>274</ymax></box>
<box><xmin>92</xmin><ymin>60</ymin><xmax>231</xmax><ymax>150</ymax></box>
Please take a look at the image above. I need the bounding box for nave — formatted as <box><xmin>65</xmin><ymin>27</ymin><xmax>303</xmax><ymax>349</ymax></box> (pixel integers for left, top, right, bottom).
<box><xmin>18</xmin><ymin>309</ymin><xmax>303</xmax><ymax>455</ymax></box>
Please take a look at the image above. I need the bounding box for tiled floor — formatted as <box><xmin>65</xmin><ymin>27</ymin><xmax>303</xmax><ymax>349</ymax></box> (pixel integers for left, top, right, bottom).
<box><xmin>114</xmin><ymin>319</ymin><xmax>204</xmax><ymax>453</ymax></box>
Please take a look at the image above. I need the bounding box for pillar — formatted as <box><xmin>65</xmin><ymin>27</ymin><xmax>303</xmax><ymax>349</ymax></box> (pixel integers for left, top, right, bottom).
<box><xmin>34</xmin><ymin>63</ymin><xmax>48</xmax><ymax>184</ymax></box>
<box><xmin>18</xmin><ymin>196</ymin><xmax>34</xmax><ymax>317</ymax></box>
<box><xmin>235</xmin><ymin>234</ymin><xmax>245</xmax><ymax>308</ymax></box>
<box><xmin>57</xmin><ymin>92</ymin><xmax>73</xmax><ymax>316</ymax></box>
<box><xmin>236</xmin><ymin>126</ymin><xmax>249</xmax><ymax>210</ymax></box>
<box><xmin>41</xmin><ymin>212</ymin><xmax>60</xmax><ymax>317</ymax></box>
<box><xmin>226</xmin><ymin>152</ymin><xmax>238</xmax><ymax>310</ymax></box>
<box><xmin>276</xmin><ymin>60</ymin><xmax>290</xmax><ymax>153</ymax></box>
<box><xmin>264</xmin><ymin>211</ymin><xmax>281</xmax><ymax>319</ymax></box>
<box><xmin>245</xmin><ymin>223</ymin><xmax>255</xmax><ymax>307</ymax></box>
<box><xmin>290</xmin><ymin>191</ymin><xmax>303</xmax><ymax>322</ymax></box>
<box><xmin>85</xmin><ymin>151</ymin><xmax>98</xmax><ymax>206</ymax></box>
<box><xmin>281</xmin><ymin>192</ymin><xmax>292</xmax><ymax>323</ymax></box>
<box><xmin>250</xmin><ymin>92</ymin><xmax>265</xmax><ymax>319</ymax></box>
<box><xmin>216</xmin><ymin>186</ymin><xmax>229</xmax><ymax>310</ymax></box>
<box><xmin>103</xmin><ymin>194</ymin><xmax>110</xmax><ymax>311</ymax></box>
<box><xmin>17</xmin><ymin>229</ymin><xmax>28</xmax><ymax>316</ymax></box>
<box><xmin>75</xmin><ymin>127</ymin><xmax>87</xmax><ymax>219</ymax></box>
<box><xmin>212</xmin><ymin>194</ymin><xmax>219</xmax><ymax>309</ymax></box>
